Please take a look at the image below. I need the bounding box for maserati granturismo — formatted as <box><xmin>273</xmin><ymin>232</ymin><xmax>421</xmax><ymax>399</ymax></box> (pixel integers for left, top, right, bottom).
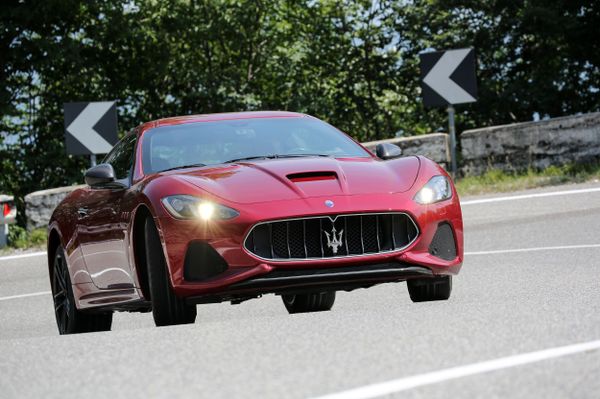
<box><xmin>47</xmin><ymin>111</ymin><xmax>463</xmax><ymax>334</ymax></box>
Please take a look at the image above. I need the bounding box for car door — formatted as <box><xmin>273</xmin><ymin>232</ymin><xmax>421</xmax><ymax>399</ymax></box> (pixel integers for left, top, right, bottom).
<box><xmin>78</xmin><ymin>134</ymin><xmax>137</xmax><ymax>290</ymax></box>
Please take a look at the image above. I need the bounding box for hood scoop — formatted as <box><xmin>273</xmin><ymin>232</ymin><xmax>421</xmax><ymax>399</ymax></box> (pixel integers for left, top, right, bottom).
<box><xmin>177</xmin><ymin>156</ymin><xmax>420</xmax><ymax>204</ymax></box>
<box><xmin>287</xmin><ymin>171</ymin><xmax>338</xmax><ymax>183</ymax></box>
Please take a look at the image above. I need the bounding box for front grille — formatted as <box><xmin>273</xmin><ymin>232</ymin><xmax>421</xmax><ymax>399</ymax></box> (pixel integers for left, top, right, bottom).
<box><xmin>244</xmin><ymin>213</ymin><xmax>419</xmax><ymax>261</ymax></box>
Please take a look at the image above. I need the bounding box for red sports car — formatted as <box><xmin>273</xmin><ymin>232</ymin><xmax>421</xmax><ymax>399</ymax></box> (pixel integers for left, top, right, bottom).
<box><xmin>47</xmin><ymin>111</ymin><xmax>463</xmax><ymax>334</ymax></box>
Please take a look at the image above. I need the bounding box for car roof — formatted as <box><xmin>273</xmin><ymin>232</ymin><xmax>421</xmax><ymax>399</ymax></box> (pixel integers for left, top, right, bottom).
<box><xmin>133</xmin><ymin>111</ymin><xmax>308</xmax><ymax>135</ymax></box>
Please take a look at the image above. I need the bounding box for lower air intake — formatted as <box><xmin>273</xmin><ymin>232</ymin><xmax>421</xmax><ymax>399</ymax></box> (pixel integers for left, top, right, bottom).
<box><xmin>428</xmin><ymin>222</ymin><xmax>457</xmax><ymax>261</ymax></box>
<box><xmin>184</xmin><ymin>241</ymin><xmax>228</xmax><ymax>281</ymax></box>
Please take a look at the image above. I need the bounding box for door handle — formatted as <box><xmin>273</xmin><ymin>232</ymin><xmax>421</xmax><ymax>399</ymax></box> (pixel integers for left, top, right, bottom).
<box><xmin>77</xmin><ymin>207</ymin><xmax>89</xmax><ymax>217</ymax></box>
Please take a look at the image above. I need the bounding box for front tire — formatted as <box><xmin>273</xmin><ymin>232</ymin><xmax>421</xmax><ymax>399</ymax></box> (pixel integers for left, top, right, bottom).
<box><xmin>281</xmin><ymin>291</ymin><xmax>336</xmax><ymax>314</ymax></box>
<box><xmin>145</xmin><ymin>218</ymin><xmax>197</xmax><ymax>327</ymax></box>
<box><xmin>51</xmin><ymin>247</ymin><xmax>112</xmax><ymax>334</ymax></box>
<box><xmin>407</xmin><ymin>276</ymin><xmax>452</xmax><ymax>302</ymax></box>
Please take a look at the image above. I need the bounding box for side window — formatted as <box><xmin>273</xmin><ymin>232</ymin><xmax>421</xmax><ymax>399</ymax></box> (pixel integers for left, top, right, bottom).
<box><xmin>104</xmin><ymin>135</ymin><xmax>137</xmax><ymax>181</ymax></box>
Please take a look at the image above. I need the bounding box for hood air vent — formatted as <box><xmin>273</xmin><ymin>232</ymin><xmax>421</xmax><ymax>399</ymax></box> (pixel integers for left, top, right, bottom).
<box><xmin>287</xmin><ymin>171</ymin><xmax>337</xmax><ymax>183</ymax></box>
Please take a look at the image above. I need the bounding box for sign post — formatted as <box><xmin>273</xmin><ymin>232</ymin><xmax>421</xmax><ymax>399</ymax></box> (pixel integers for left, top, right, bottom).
<box><xmin>63</xmin><ymin>101</ymin><xmax>118</xmax><ymax>167</ymax></box>
<box><xmin>447</xmin><ymin>105</ymin><xmax>457</xmax><ymax>176</ymax></box>
<box><xmin>419</xmin><ymin>48</ymin><xmax>477</xmax><ymax>177</ymax></box>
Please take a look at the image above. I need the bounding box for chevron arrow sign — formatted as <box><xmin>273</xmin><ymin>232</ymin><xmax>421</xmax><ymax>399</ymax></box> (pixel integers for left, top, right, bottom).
<box><xmin>419</xmin><ymin>48</ymin><xmax>477</xmax><ymax>107</ymax></box>
<box><xmin>64</xmin><ymin>101</ymin><xmax>118</xmax><ymax>155</ymax></box>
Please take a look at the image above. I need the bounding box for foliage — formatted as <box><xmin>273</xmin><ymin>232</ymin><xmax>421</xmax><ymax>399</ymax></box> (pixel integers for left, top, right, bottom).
<box><xmin>6</xmin><ymin>226</ymin><xmax>46</xmax><ymax>249</ymax></box>
<box><xmin>1</xmin><ymin>0</ymin><xmax>599</xmax><ymax>227</ymax></box>
<box><xmin>393</xmin><ymin>0</ymin><xmax>600</xmax><ymax>130</ymax></box>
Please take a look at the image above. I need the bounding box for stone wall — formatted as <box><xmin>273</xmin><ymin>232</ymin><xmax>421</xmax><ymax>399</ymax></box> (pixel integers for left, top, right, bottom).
<box><xmin>25</xmin><ymin>185</ymin><xmax>84</xmax><ymax>230</ymax></box>
<box><xmin>362</xmin><ymin>133</ymin><xmax>450</xmax><ymax>167</ymax></box>
<box><xmin>460</xmin><ymin>112</ymin><xmax>600</xmax><ymax>175</ymax></box>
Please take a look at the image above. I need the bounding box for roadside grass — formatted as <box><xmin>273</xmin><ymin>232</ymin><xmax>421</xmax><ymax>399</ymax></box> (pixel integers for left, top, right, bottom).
<box><xmin>455</xmin><ymin>163</ymin><xmax>600</xmax><ymax>196</ymax></box>
<box><xmin>2</xmin><ymin>226</ymin><xmax>46</xmax><ymax>252</ymax></box>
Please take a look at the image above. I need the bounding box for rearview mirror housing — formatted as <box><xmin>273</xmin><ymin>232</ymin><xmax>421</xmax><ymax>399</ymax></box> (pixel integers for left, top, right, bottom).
<box><xmin>375</xmin><ymin>143</ymin><xmax>402</xmax><ymax>160</ymax></box>
<box><xmin>84</xmin><ymin>163</ymin><xmax>122</xmax><ymax>188</ymax></box>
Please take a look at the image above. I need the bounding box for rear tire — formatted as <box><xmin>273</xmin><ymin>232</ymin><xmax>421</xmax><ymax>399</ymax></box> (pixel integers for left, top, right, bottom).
<box><xmin>282</xmin><ymin>291</ymin><xmax>336</xmax><ymax>314</ymax></box>
<box><xmin>407</xmin><ymin>276</ymin><xmax>452</xmax><ymax>302</ymax></box>
<box><xmin>51</xmin><ymin>247</ymin><xmax>113</xmax><ymax>334</ymax></box>
<box><xmin>145</xmin><ymin>218</ymin><xmax>197</xmax><ymax>327</ymax></box>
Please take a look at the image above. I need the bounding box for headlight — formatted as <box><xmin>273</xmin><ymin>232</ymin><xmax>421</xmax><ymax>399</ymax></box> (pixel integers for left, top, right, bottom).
<box><xmin>414</xmin><ymin>175</ymin><xmax>452</xmax><ymax>204</ymax></box>
<box><xmin>161</xmin><ymin>195</ymin><xmax>239</xmax><ymax>220</ymax></box>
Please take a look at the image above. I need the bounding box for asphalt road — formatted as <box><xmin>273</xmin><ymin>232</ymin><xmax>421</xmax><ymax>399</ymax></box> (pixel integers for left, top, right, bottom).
<box><xmin>1</xmin><ymin>182</ymin><xmax>600</xmax><ymax>398</ymax></box>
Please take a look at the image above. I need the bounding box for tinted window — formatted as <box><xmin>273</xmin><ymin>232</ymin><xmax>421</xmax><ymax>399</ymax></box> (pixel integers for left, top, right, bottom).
<box><xmin>141</xmin><ymin>117</ymin><xmax>369</xmax><ymax>173</ymax></box>
<box><xmin>103</xmin><ymin>134</ymin><xmax>137</xmax><ymax>180</ymax></box>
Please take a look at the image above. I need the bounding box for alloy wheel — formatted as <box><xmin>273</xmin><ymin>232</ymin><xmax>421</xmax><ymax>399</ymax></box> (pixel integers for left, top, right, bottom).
<box><xmin>52</xmin><ymin>251</ymin><xmax>71</xmax><ymax>334</ymax></box>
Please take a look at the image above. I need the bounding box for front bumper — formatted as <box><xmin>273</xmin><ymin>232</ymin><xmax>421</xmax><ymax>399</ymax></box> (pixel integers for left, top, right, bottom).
<box><xmin>185</xmin><ymin>262</ymin><xmax>433</xmax><ymax>304</ymax></box>
<box><xmin>155</xmin><ymin>188</ymin><xmax>464</xmax><ymax>298</ymax></box>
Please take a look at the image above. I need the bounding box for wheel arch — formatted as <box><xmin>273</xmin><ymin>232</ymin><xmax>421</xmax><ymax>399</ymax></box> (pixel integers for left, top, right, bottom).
<box><xmin>47</xmin><ymin>227</ymin><xmax>62</xmax><ymax>282</ymax></box>
<box><xmin>131</xmin><ymin>204</ymin><xmax>154</xmax><ymax>300</ymax></box>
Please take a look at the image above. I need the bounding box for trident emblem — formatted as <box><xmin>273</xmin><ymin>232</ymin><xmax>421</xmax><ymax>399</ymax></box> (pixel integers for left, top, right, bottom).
<box><xmin>324</xmin><ymin>226</ymin><xmax>344</xmax><ymax>255</ymax></box>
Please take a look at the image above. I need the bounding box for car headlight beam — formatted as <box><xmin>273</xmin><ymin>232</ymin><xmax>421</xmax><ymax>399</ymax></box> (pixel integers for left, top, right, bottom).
<box><xmin>197</xmin><ymin>202</ymin><xmax>215</xmax><ymax>220</ymax></box>
<box><xmin>161</xmin><ymin>195</ymin><xmax>239</xmax><ymax>220</ymax></box>
<box><xmin>414</xmin><ymin>175</ymin><xmax>452</xmax><ymax>205</ymax></box>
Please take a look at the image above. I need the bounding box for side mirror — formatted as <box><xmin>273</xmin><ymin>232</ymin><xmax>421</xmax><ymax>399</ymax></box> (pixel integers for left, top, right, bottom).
<box><xmin>375</xmin><ymin>143</ymin><xmax>402</xmax><ymax>160</ymax></box>
<box><xmin>85</xmin><ymin>163</ymin><xmax>120</xmax><ymax>188</ymax></box>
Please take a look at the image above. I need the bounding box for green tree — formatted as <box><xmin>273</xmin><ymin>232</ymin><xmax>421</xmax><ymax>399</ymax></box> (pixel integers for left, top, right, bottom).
<box><xmin>1</xmin><ymin>0</ymin><xmax>599</xmax><ymax>227</ymax></box>
<box><xmin>392</xmin><ymin>0</ymin><xmax>600</xmax><ymax>131</ymax></box>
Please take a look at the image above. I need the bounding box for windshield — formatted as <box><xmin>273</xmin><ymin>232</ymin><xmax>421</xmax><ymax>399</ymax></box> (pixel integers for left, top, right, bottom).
<box><xmin>141</xmin><ymin>117</ymin><xmax>370</xmax><ymax>173</ymax></box>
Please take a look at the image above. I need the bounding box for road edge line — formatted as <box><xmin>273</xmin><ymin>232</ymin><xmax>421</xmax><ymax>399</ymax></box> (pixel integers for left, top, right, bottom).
<box><xmin>0</xmin><ymin>251</ymin><xmax>47</xmax><ymax>262</ymax></box>
<box><xmin>461</xmin><ymin>187</ymin><xmax>600</xmax><ymax>206</ymax></box>
<box><xmin>312</xmin><ymin>340</ymin><xmax>600</xmax><ymax>399</ymax></box>
<box><xmin>0</xmin><ymin>291</ymin><xmax>51</xmax><ymax>302</ymax></box>
<box><xmin>465</xmin><ymin>243</ymin><xmax>600</xmax><ymax>256</ymax></box>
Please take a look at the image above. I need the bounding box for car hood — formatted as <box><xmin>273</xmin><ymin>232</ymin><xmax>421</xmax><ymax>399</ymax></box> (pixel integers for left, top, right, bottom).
<box><xmin>172</xmin><ymin>156</ymin><xmax>421</xmax><ymax>205</ymax></box>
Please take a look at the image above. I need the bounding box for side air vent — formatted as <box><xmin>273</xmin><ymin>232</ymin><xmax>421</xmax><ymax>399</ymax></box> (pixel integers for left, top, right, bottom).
<box><xmin>287</xmin><ymin>171</ymin><xmax>337</xmax><ymax>183</ymax></box>
<box><xmin>184</xmin><ymin>241</ymin><xmax>228</xmax><ymax>281</ymax></box>
<box><xmin>428</xmin><ymin>223</ymin><xmax>457</xmax><ymax>261</ymax></box>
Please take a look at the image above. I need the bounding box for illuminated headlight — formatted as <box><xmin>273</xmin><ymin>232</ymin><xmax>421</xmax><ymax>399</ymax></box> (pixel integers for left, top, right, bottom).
<box><xmin>161</xmin><ymin>195</ymin><xmax>239</xmax><ymax>220</ymax></box>
<box><xmin>414</xmin><ymin>175</ymin><xmax>452</xmax><ymax>205</ymax></box>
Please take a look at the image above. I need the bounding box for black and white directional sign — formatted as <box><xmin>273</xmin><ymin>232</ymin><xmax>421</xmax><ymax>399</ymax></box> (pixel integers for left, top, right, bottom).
<box><xmin>64</xmin><ymin>101</ymin><xmax>118</xmax><ymax>155</ymax></box>
<box><xmin>419</xmin><ymin>48</ymin><xmax>477</xmax><ymax>107</ymax></box>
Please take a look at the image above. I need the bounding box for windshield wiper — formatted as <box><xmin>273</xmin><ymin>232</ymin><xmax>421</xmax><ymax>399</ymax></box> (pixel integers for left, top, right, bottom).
<box><xmin>224</xmin><ymin>154</ymin><xmax>331</xmax><ymax>163</ymax></box>
<box><xmin>275</xmin><ymin>154</ymin><xmax>331</xmax><ymax>158</ymax></box>
<box><xmin>224</xmin><ymin>156</ymin><xmax>271</xmax><ymax>163</ymax></box>
<box><xmin>160</xmin><ymin>163</ymin><xmax>207</xmax><ymax>172</ymax></box>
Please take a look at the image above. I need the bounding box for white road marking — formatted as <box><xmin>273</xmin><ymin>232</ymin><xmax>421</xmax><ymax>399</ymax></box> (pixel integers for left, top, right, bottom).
<box><xmin>313</xmin><ymin>340</ymin><xmax>600</xmax><ymax>399</ymax></box>
<box><xmin>0</xmin><ymin>291</ymin><xmax>51</xmax><ymax>302</ymax></box>
<box><xmin>0</xmin><ymin>251</ymin><xmax>47</xmax><ymax>262</ymax></box>
<box><xmin>465</xmin><ymin>243</ymin><xmax>600</xmax><ymax>256</ymax></box>
<box><xmin>461</xmin><ymin>186</ymin><xmax>600</xmax><ymax>205</ymax></box>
